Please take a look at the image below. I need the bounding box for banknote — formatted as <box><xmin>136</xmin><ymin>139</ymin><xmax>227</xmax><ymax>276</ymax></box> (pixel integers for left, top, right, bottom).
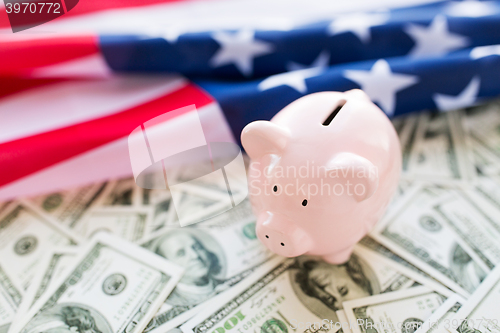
<box><xmin>389</xmin><ymin>179</ymin><xmax>414</xmax><ymax>211</ymax></box>
<box><xmin>140</xmin><ymin>215</ymin><xmax>273</xmax><ymax>333</ymax></box>
<box><xmin>181</xmin><ymin>245</ymin><xmax>443</xmax><ymax>333</ymax></box>
<box><xmin>0</xmin><ymin>202</ymin><xmax>11</xmax><ymax>216</ymax></box>
<box><xmin>8</xmin><ymin>248</ymin><xmax>77</xmax><ymax>333</ymax></box>
<box><xmin>0</xmin><ymin>264</ymin><xmax>23</xmax><ymax>333</ymax></box>
<box><xmin>406</xmin><ymin>111</ymin><xmax>475</xmax><ymax>183</ymax></box>
<box><xmin>100</xmin><ymin>178</ymin><xmax>142</xmax><ymax>207</ymax></box>
<box><xmin>168</xmin><ymin>188</ymin><xmax>236</xmax><ymax>227</ymax></box>
<box><xmin>355</xmin><ymin>245</ymin><xmax>453</xmax><ymax>298</ymax></box>
<box><xmin>71</xmin><ymin>207</ymin><xmax>153</xmax><ymax>242</ymax></box>
<box><xmin>360</xmin><ymin>237</ymin><xmax>436</xmax><ymax>279</ymax></box>
<box><xmin>191</xmin><ymin>199</ymin><xmax>254</xmax><ymax>228</ymax></box>
<box><xmin>0</xmin><ymin>201</ymin><xmax>80</xmax><ymax>291</ymax></box>
<box><xmin>336</xmin><ymin>310</ymin><xmax>352</xmax><ymax>333</ymax></box>
<box><xmin>145</xmin><ymin>190</ymin><xmax>253</xmax><ymax>237</ymax></box>
<box><xmin>145</xmin><ymin>190</ymin><xmax>178</xmax><ymax>232</ymax></box>
<box><xmin>172</xmin><ymin>155</ymin><xmax>248</xmax><ymax>196</ymax></box>
<box><xmin>392</xmin><ymin>113</ymin><xmax>418</xmax><ymax>173</ymax></box>
<box><xmin>370</xmin><ymin>184</ymin><xmax>490</xmax><ymax>297</ymax></box>
<box><xmin>431</xmin><ymin>189</ymin><xmax>500</xmax><ymax>269</ymax></box>
<box><xmin>470</xmin><ymin>138</ymin><xmax>500</xmax><ymax>176</ymax></box>
<box><xmin>30</xmin><ymin>182</ymin><xmax>108</xmax><ymax>227</ymax></box>
<box><xmin>464</xmin><ymin>100</ymin><xmax>500</xmax><ymax>164</ymax></box>
<box><xmin>343</xmin><ymin>286</ymin><xmax>446</xmax><ymax>333</ymax></box>
<box><xmin>468</xmin><ymin>177</ymin><xmax>500</xmax><ymax>229</ymax></box>
<box><xmin>14</xmin><ymin>232</ymin><xmax>184</xmax><ymax>333</ymax></box>
<box><xmin>414</xmin><ymin>295</ymin><xmax>464</xmax><ymax>333</ymax></box>
<box><xmin>450</xmin><ymin>264</ymin><xmax>500</xmax><ymax>333</ymax></box>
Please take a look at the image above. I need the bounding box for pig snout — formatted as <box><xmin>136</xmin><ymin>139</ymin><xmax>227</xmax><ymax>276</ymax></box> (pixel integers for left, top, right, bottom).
<box><xmin>256</xmin><ymin>211</ymin><xmax>312</xmax><ymax>257</ymax></box>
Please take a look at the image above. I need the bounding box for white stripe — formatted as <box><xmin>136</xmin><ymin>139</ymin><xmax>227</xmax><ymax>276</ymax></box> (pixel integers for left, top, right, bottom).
<box><xmin>4</xmin><ymin>0</ymin><xmax>441</xmax><ymax>36</ymax></box>
<box><xmin>0</xmin><ymin>102</ymin><xmax>235</xmax><ymax>200</ymax></box>
<box><xmin>30</xmin><ymin>53</ymin><xmax>112</xmax><ymax>78</ymax></box>
<box><xmin>0</xmin><ymin>75</ymin><xmax>187</xmax><ymax>144</ymax></box>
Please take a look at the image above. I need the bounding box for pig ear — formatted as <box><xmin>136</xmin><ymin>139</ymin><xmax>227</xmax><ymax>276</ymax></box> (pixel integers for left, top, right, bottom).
<box><xmin>344</xmin><ymin>89</ymin><xmax>371</xmax><ymax>101</ymax></box>
<box><xmin>326</xmin><ymin>152</ymin><xmax>379</xmax><ymax>202</ymax></box>
<box><xmin>241</xmin><ymin>121</ymin><xmax>290</xmax><ymax>160</ymax></box>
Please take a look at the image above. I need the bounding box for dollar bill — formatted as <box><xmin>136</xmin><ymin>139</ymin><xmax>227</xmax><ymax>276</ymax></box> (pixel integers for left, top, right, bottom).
<box><xmin>0</xmin><ymin>201</ymin><xmax>80</xmax><ymax>291</ymax></box>
<box><xmin>464</xmin><ymin>100</ymin><xmax>500</xmax><ymax>165</ymax></box>
<box><xmin>370</xmin><ymin>184</ymin><xmax>490</xmax><ymax>297</ymax></box>
<box><xmin>406</xmin><ymin>111</ymin><xmax>475</xmax><ymax>183</ymax></box>
<box><xmin>168</xmin><ymin>188</ymin><xmax>235</xmax><ymax>227</ymax></box>
<box><xmin>336</xmin><ymin>310</ymin><xmax>352</xmax><ymax>333</ymax></box>
<box><xmin>148</xmin><ymin>189</ymin><xmax>254</xmax><ymax>234</ymax></box>
<box><xmin>8</xmin><ymin>248</ymin><xmax>77</xmax><ymax>333</ymax></box>
<box><xmin>414</xmin><ymin>295</ymin><xmax>464</xmax><ymax>333</ymax></box>
<box><xmin>71</xmin><ymin>207</ymin><xmax>153</xmax><ymax>242</ymax></box>
<box><xmin>393</xmin><ymin>113</ymin><xmax>419</xmax><ymax>174</ymax></box>
<box><xmin>0</xmin><ymin>264</ymin><xmax>23</xmax><ymax>333</ymax></box>
<box><xmin>470</xmin><ymin>138</ymin><xmax>500</xmax><ymax>176</ymax></box>
<box><xmin>343</xmin><ymin>286</ymin><xmax>446</xmax><ymax>333</ymax></box>
<box><xmin>14</xmin><ymin>232</ymin><xmax>184</xmax><ymax>333</ymax></box>
<box><xmin>30</xmin><ymin>182</ymin><xmax>108</xmax><ymax>228</ymax></box>
<box><xmin>140</xmin><ymin>215</ymin><xmax>273</xmax><ymax>333</ymax></box>
<box><xmin>468</xmin><ymin>177</ymin><xmax>500</xmax><ymax>228</ymax></box>
<box><xmin>171</xmin><ymin>153</ymin><xmax>248</xmax><ymax>195</ymax></box>
<box><xmin>144</xmin><ymin>181</ymin><xmax>238</xmax><ymax>230</ymax></box>
<box><xmin>360</xmin><ymin>237</ymin><xmax>437</xmax><ymax>279</ymax></box>
<box><xmin>450</xmin><ymin>264</ymin><xmax>500</xmax><ymax>333</ymax></box>
<box><xmin>355</xmin><ymin>245</ymin><xmax>453</xmax><ymax>298</ymax></box>
<box><xmin>0</xmin><ymin>202</ymin><xmax>11</xmax><ymax>216</ymax></box>
<box><xmin>431</xmin><ymin>189</ymin><xmax>500</xmax><ymax>269</ymax></box>
<box><xmin>181</xmin><ymin>245</ymin><xmax>444</xmax><ymax>333</ymax></box>
<box><xmin>146</xmin><ymin>191</ymin><xmax>179</xmax><ymax>232</ymax></box>
<box><xmin>389</xmin><ymin>179</ymin><xmax>414</xmax><ymax>211</ymax></box>
<box><xmin>100</xmin><ymin>178</ymin><xmax>142</xmax><ymax>207</ymax></box>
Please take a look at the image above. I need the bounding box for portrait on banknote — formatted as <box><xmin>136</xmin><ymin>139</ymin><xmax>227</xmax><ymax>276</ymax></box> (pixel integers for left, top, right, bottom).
<box><xmin>290</xmin><ymin>255</ymin><xmax>380</xmax><ymax>320</ymax></box>
<box><xmin>144</xmin><ymin>228</ymin><xmax>226</xmax><ymax>306</ymax></box>
<box><xmin>22</xmin><ymin>304</ymin><xmax>112</xmax><ymax>333</ymax></box>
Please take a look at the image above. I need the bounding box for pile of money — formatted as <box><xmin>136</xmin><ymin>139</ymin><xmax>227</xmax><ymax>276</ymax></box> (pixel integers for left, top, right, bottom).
<box><xmin>2</xmin><ymin>100</ymin><xmax>500</xmax><ymax>333</ymax></box>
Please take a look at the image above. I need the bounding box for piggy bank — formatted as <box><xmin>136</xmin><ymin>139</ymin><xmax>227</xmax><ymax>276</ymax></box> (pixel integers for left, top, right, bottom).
<box><xmin>241</xmin><ymin>90</ymin><xmax>401</xmax><ymax>264</ymax></box>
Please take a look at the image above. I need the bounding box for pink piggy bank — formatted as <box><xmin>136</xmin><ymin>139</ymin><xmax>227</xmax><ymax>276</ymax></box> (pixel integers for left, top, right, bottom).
<box><xmin>241</xmin><ymin>90</ymin><xmax>401</xmax><ymax>264</ymax></box>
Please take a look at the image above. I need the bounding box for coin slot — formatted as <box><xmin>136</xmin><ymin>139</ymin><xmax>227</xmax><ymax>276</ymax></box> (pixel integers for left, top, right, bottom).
<box><xmin>322</xmin><ymin>99</ymin><xmax>346</xmax><ymax>126</ymax></box>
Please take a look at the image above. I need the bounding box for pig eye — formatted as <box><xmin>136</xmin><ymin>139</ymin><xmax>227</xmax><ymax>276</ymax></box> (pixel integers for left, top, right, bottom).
<box><xmin>281</xmin><ymin>242</ymin><xmax>285</xmax><ymax>246</ymax></box>
<box><xmin>273</xmin><ymin>185</ymin><xmax>278</xmax><ymax>192</ymax></box>
<box><xmin>302</xmin><ymin>199</ymin><xmax>308</xmax><ymax>206</ymax></box>
<box><xmin>322</xmin><ymin>99</ymin><xmax>346</xmax><ymax>126</ymax></box>
<box><xmin>265</xmin><ymin>235</ymin><xmax>269</xmax><ymax>239</ymax></box>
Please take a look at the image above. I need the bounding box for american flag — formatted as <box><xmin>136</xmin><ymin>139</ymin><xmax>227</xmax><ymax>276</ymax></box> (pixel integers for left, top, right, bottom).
<box><xmin>2</xmin><ymin>0</ymin><xmax>500</xmax><ymax>200</ymax></box>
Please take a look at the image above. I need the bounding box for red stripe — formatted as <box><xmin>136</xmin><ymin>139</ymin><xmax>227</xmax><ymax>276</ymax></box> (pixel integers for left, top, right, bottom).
<box><xmin>0</xmin><ymin>83</ymin><xmax>214</xmax><ymax>187</ymax></box>
<box><xmin>0</xmin><ymin>77</ymin><xmax>72</xmax><ymax>99</ymax></box>
<box><xmin>0</xmin><ymin>0</ymin><xmax>189</xmax><ymax>29</ymax></box>
<box><xmin>0</xmin><ymin>35</ymin><xmax>99</xmax><ymax>76</ymax></box>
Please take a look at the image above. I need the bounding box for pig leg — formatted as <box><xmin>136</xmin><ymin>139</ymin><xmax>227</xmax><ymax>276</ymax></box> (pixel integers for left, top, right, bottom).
<box><xmin>321</xmin><ymin>246</ymin><xmax>355</xmax><ymax>264</ymax></box>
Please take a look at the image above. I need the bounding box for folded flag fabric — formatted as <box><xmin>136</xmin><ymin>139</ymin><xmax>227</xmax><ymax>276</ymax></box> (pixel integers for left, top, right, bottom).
<box><xmin>1</xmin><ymin>0</ymin><xmax>500</xmax><ymax>199</ymax></box>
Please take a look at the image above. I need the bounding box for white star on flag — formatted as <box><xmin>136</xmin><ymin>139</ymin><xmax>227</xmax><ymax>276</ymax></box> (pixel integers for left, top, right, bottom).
<box><xmin>433</xmin><ymin>76</ymin><xmax>480</xmax><ymax>111</ymax></box>
<box><xmin>327</xmin><ymin>12</ymin><xmax>389</xmax><ymax>43</ymax></box>
<box><xmin>470</xmin><ymin>45</ymin><xmax>500</xmax><ymax>59</ymax></box>
<box><xmin>258</xmin><ymin>51</ymin><xmax>330</xmax><ymax>94</ymax></box>
<box><xmin>404</xmin><ymin>15</ymin><xmax>469</xmax><ymax>58</ymax></box>
<box><xmin>344</xmin><ymin>59</ymin><xmax>419</xmax><ymax>116</ymax></box>
<box><xmin>160</xmin><ymin>27</ymin><xmax>185</xmax><ymax>43</ymax></box>
<box><xmin>139</xmin><ymin>27</ymin><xmax>185</xmax><ymax>43</ymax></box>
<box><xmin>210</xmin><ymin>30</ymin><xmax>274</xmax><ymax>76</ymax></box>
<box><xmin>445</xmin><ymin>1</ymin><xmax>499</xmax><ymax>18</ymax></box>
